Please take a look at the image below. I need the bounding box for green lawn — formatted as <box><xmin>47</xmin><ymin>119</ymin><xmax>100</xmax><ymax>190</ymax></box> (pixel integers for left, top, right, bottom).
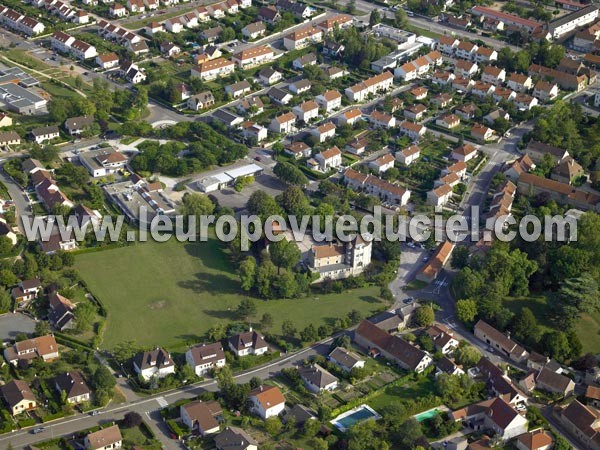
<box><xmin>75</xmin><ymin>239</ymin><xmax>383</xmax><ymax>351</ymax></box>
<box><xmin>503</xmin><ymin>293</ymin><xmax>600</xmax><ymax>354</ymax></box>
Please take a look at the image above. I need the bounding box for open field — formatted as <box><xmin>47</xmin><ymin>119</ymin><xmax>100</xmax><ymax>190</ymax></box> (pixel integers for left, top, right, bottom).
<box><xmin>76</xmin><ymin>239</ymin><xmax>384</xmax><ymax>350</ymax></box>
<box><xmin>503</xmin><ymin>293</ymin><xmax>600</xmax><ymax>354</ymax></box>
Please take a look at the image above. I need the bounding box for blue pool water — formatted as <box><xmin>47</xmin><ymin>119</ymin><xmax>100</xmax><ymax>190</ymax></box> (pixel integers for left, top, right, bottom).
<box><xmin>333</xmin><ymin>405</ymin><xmax>380</xmax><ymax>430</ymax></box>
<box><xmin>414</xmin><ymin>408</ymin><xmax>441</xmax><ymax>422</ymax></box>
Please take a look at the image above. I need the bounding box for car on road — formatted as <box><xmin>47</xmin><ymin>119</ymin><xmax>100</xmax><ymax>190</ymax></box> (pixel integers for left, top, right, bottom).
<box><xmin>90</xmin><ymin>410</ymin><xmax>100</xmax><ymax>416</ymax></box>
<box><xmin>31</xmin><ymin>427</ymin><xmax>46</xmax><ymax>434</ymax></box>
<box><xmin>254</xmin><ymin>156</ymin><xmax>261</xmax><ymax>161</ymax></box>
<box><xmin>403</xmin><ymin>297</ymin><xmax>414</xmax><ymax>304</ymax></box>
<box><xmin>422</xmin><ymin>257</ymin><xmax>429</xmax><ymax>262</ymax></box>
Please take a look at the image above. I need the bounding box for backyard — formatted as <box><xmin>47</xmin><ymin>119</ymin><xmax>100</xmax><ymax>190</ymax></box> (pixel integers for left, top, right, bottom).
<box><xmin>75</xmin><ymin>239</ymin><xmax>384</xmax><ymax>351</ymax></box>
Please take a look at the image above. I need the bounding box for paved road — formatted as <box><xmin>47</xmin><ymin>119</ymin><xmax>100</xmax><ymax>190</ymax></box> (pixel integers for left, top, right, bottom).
<box><xmin>0</xmin><ymin>161</ymin><xmax>31</xmax><ymax>234</ymax></box>
<box><xmin>4</xmin><ymin>337</ymin><xmax>336</xmax><ymax>449</ymax></box>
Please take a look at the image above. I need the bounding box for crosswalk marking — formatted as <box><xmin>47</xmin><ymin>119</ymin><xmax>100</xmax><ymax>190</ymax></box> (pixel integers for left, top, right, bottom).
<box><xmin>156</xmin><ymin>396</ymin><xmax>168</xmax><ymax>408</ymax></box>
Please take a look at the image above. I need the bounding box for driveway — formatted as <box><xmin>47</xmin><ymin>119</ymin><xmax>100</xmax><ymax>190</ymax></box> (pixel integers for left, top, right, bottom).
<box><xmin>0</xmin><ymin>312</ymin><xmax>36</xmax><ymax>341</ymax></box>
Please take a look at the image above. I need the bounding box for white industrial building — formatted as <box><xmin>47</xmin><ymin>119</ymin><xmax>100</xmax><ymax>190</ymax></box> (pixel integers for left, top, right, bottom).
<box><xmin>197</xmin><ymin>164</ymin><xmax>263</xmax><ymax>192</ymax></box>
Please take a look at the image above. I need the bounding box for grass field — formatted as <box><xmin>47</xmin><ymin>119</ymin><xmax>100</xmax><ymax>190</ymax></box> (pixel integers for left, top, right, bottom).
<box><xmin>503</xmin><ymin>293</ymin><xmax>600</xmax><ymax>354</ymax></box>
<box><xmin>75</xmin><ymin>239</ymin><xmax>384</xmax><ymax>351</ymax></box>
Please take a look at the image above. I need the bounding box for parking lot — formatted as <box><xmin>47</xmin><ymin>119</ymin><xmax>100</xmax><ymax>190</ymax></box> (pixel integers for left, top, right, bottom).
<box><xmin>389</xmin><ymin>242</ymin><xmax>430</xmax><ymax>307</ymax></box>
<box><xmin>0</xmin><ymin>312</ymin><xmax>36</xmax><ymax>342</ymax></box>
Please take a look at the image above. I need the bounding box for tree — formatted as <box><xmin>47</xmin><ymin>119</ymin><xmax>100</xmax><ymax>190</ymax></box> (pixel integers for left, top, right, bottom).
<box><xmin>451</xmin><ymin>246</ymin><xmax>469</xmax><ymax>269</ymax></box>
<box><xmin>414</xmin><ymin>306</ymin><xmax>434</xmax><ymax>327</ymax></box>
<box><xmin>302</xmin><ymin>417</ymin><xmax>320</xmax><ymax>437</ymax></box>
<box><xmin>280</xmin><ymin>186</ymin><xmax>312</xmax><ymax>216</ymax></box>
<box><xmin>348</xmin><ymin>420</ymin><xmax>389</xmax><ymax>450</ymax></box>
<box><xmin>269</xmin><ymin>239</ymin><xmax>301</xmax><ymax>274</ymax></box>
<box><xmin>0</xmin><ymin>289</ymin><xmax>11</xmax><ymax>314</ymax></box>
<box><xmin>300</xmin><ymin>324</ymin><xmax>318</xmax><ymax>342</ymax></box>
<box><xmin>123</xmin><ymin>411</ymin><xmax>143</xmax><ymax>428</ymax></box>
<box><xmin>455</xmin><ymin>344</ymin><xmax>481</xmax><ymax>368</ymax></box>
<box><xmin>179</xmin><ymin>193</ymin><xmax>215</xmax><ymax>220</ymax></box>
<box><xmin>282</xmin><ymin>320</ymin><xmax>296</xmax><ymax>337</ymax></box>
<box><xmin>260</xmin><ymin>313</ymin><xmax>274</xmax><ymax>330</ymax></box>
<box><xmin>264</xmin><ymin>416</ymin><xmax>282</xmax><ymax>436</ymax></box>
<box><xmin>255</xmin><ymin>260</ymin><xmax>277</xmax><ymax>298</ymax></box>
<box><xmin>512</xmin><ymin>307</ymin><xmax>540</xmax><ymax>344</ymax></box>
<box><xmin>275</xmin><ymin>271</ymin><xmax>298</xmax><ymax>298</ymax></box>
<box><xmin>273</xmin><ymin>162</ymin><xmax>309</xmax><ymax>186</ymax></box>
<box><xmin>92</xmin><ymin>365</ymin><xmax>116</xmax><ymax>392</ymax></box>
<box><xmin>369</xmin><ymin>10</ymin><xmax>381</xmax><ymax>26</ymax></box>
<box><xmin>543</xmin><ymin>330</ymin><xmax>571</xmax><ymax>361</ymax></box>
<box><xmin>75</xmin><ymin>302</ymin><xmax>96</xmax><ymax>332</ymax></box>
<box><xmin>247</xmin><ymin>191</ymin><xmax>282</xmax><ymax>222</ymax></box>
<box><xmin>236</xmin><ymin>298</ymin><xmax>256</xmax><ymax>320</ymax></box>
<box><xmin>456</xmin><ymin>299</ymin><xmax>478</xmax><ymax>324</ymax></box>
<box><xmin>394</xmin><ymin>8</ymin><xmax>408</xmax><ymax>28</ymax></box>
<box><xmin>35</xmin><ymin>321</ymin><xmax>51</xmax><ymax>337</ymax></box>
<box><xmin>239</xmin><ymin>257</ymin><xmax>257</xmax><ymax>292</ymax></box>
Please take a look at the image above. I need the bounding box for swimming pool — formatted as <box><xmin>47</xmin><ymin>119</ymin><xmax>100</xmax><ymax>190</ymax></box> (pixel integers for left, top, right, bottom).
<box><xmin>414</xmin><ymin>407</ymin><xmax>442</xmax><ymax>422</ymax></box>
<box><xmin>330</xmin><ymin>405</ymin><xmax>381</xmax><ymax>431</ymax></box>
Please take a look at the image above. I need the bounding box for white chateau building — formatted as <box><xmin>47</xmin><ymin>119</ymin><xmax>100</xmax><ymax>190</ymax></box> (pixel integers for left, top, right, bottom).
<box><xmin>309</xmin><ymin>235</ymin><xmax>372</xmax><ymax>282</ymax></box>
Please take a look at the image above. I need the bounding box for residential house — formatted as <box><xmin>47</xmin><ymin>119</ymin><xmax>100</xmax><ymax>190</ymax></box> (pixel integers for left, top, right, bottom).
<box><xmin>0</xmin><ymin>131</ymin><xmax>20</xmax><ymax>147</ymax></box>
<box><xmin>4</xmin><ymin>334</ymin><xmax>59</xmax><ymax>366</ymax></box>
<box><xmin>344</xmin><ymin>168</ymin><xmax>411</xmax><ymax>205</ymax></box>
<box><xmin>133</xmin><ymin>348</ymin><xmax>175</xmax><ymax>381</ymax></box>
<box><xmin>482</xmin><ymin>66</ymin><xmax>506</xmax><ymax>85</ymax></box>
<box><xmin>474</xmin><ymin>320</ymin><xmax>529</xmax><ymax>362</ymax></box>
<box><xmin>450</xmin><ymin>397</ymin><xmax>528</xmax><ymax>441</ymax></box>
<box><xmin>79</xmin><ymin>149</ymin><xmax>127</xmax><ymax>178</ymax></box>
<box><xmin>1</xmin><ymin>380</ymin><xmax>36</xmax><ymax>416</ymax></box>
<box><xmin>242</xmin><ymin>22</ymin><xmax>266</xmax><ymax>40</ymax></box>
<box><xmin>437</xmin><ymin>356</ymin><xmax>465</xmax><ymax>376</ymax></box>
<box><xmin>249</xmin><ymin>385</ymin><xmax>285</xmax><ymax>419</ymax></box>
<box><xmin>452</xmin><ymin>144</ymin><xmax>478</xmax><ymax>162</ymax></box>
<box><xmin>399</xmin><ymin>121</ymin><xmax>426</xmax><ymax>141</ymax></box>
<box><xmin>515</xmin><ymin>429</ymin><xmax>554</xmax><ymax>450</ymax></box>
<box><xmin>368</xmin><ymin>154</ymin><xmax>395</xmax><ymax>174</ymax></box>
<box><xmin>556</xmin><ymin>400</ymin><xmax>600</xmax><ymax>450</ymax></box>
<box><xmin>270</xmin><ymin>112</ymin><xmax>296</xmax><ymax>133</ymax></box>
<box><xmin>292</xmin><ymin>52</ymin><xmax>317</xmax><ymax>70</ymax></box>
<box><xmin>504</xmin><ymin>155</ymin><xmax>536</xmax><ymax>182</ymax></box>
<box><xmin>293</xmin><ymin>100</ymin><xmax>319</xmax><ymax>123</ymax></box>
<box><xmin>525</xmin><ymin>141</ymin><xmax>569</xmax><ymax>164</ymax></box>
<box><xmin>483</xmin><ymin>108</ymin><xmax>510</xmax><ymax>125</ymax></box>
<box><xmin>370</xmin><ymin>110</ymin><xmax>396</xmax><ymax>128</ymax></box>
<box><xmin>431</xmin><ymin>93</ymin><xmax>453</xmax><ymax>108</ymax></box>
<box><xmin>514</xmin><ymin>93</ymin><xmax>539</xmax><ymax>110</ymax></box>
<box><xmin>160</xmin><ymin>41</ymin><xmax>180</xmax><ymax>57</ymax></box>
<box><xmin>345</xmin><ymin>72</ymin><xmax>394</xmax><ymax>102</ymax></box>
<box><xmin>85</xmin><ymin>425</ymin><xmax>122</xmax><ymax>450</ymax></box>
<box><xmin>456</xmin><ymin>41</ymin><xmax>478</xmax><ymax>60</ymax></box>
<box><xmin>438</xmin><ymin>36</ymin><xmax>459</xmax><ymax>55</ymax></box>
<box><xmin>311</xmin><ymin>122</ymin><xmax>336</xmax><ymax>143</ymax></box>
<box><xmin>0</xmin><ymin>114</ymin><xmax>12</xmax><ymax>128</ymax></box>
<box><xmin>345</xmin><ymin>137</ymin><xmax>367</xmax><ymax>155</ymax></box>
<box><xmin>404</xmin><ymin>104</ymin><xmax>427</xmax><ymax>122</ymax></box>
<box><xmin>96</xmin><ymin>53</ymin><xmax>119</xmax><ymax>69</ymax></box>
<box><xmin>257</xmin><ymin>6</ymin><xmax>281</xmax><ymax>24</ymax></box>
<box><xmin>316</xmin><ymin>90</ymin><xmax>342</xmax><ymax>113</ymax></box>
<box><xmin>30</xmin><ymin>126</ymin><xmax>59</xmax><ymax>144</ymax></box>
<box><xmin>11</xmin><ymin>278</ymin><xmax>42</xmax><ymax>306</ymax></box>
<box><xmin>472</xmin><ymin>81</ymin><xmax>495</xmax><ymax>98</ymax></box>
<box><xmin>181</xmin><ymin>400</ymin><xmax>222</xmax><ymax>436</ymax></box>
<box><xmin>476</xmin><ymin>46</ymin><xmax>498</xmax><ymax>63</ymax></box>
<box><xmin>285</xmin><ymin>141</ymin><xmax>311</xmax><ymax>159</ymax></box>
<box><xmin>48</xmin><ymin>291</ymin><xmax>76</xmax><ymax>331</ymax></box>
<box><xmin>299</xmin><ymin>364</ymin><xmax>338</xmax><ymax>393</ymax></box>
<box><xmin>258</xmin><ymin>68</ymin><xmax>282</xmax><ymax>85</ymax></box>
<box><xmin>432</xmin><ymin>71</ymin><xmax>456</xmax><ymax>86</ymax></box>
<box><xmin>518</xmin><ymin>172</ymin><xmax>600</xmax><ymax>211</ymax></box>
<box><xmin>314</xmin><ymin>146</ymin><xmax>342</xmax><ymax>172</ymax></box>
<box><xmin>288</xmin><ymin>79</ymin><xmax>312</xmax><ymax>95</ymax></box>
<box><xmin>317</xmin><ymin>13</ymin><xmax>352</xmax><ymax>33</ymax></box>
<box><xmin>354</xmin><ymin>319</ymin><xmax>432</xmax><ymax>373</ymax></box>
<box><xmin>436</xmin><ymin>113</ymin><xmax>460</xmax><ymax>130</ymax></box>
<box><xmin>225</xmin><ymin>80</ymin><xmax>252</xmax><ymax>98</ymax></box>
<box><xmin>54</xmin><ymin>371</ymin><xmax>91</xmax><ymax>404</ymax></box>
<box><xmin>533</xmin><ymin>80</ymin><xmax>559</xmax><ymax>101</ymax></box>
<box><xmin>586</xmin><ymin>385</ymin><xmax>600</xmax><ymax>409</ymax></box>
<box><xmin>455</xmin><ymin>104</ymin><xmax>477</xmax><ymax>120</ymax></box>
<box><xmin>471</xmin><ymin>123</ymin><xmax>495</xmax><ymax>142</ymax></box>
<box><xmin>416</xmin><ymin>240</ymin><xmax>454</xmax><ymax>282</ymax></box>
<box><xmin>493</xmin><ymin>87</ymin><xmax>517</xmax><ymax>103</ymax></box>
<box><xmin>191</xmin><ymin>58</ymin><xmax>235</xmax><ymax>81</ymax></box>
<box><xmin>338</xmin><ymin>108</ymin><xmax>362</xmax><ymax>126</ymax></box>
<box><xmin>228</xmin><ymin>329</ymin><xmax>268</xmax><ymax>356</ymax></box>
<box><xmin>241</xmin><ymin>121</ymin><xmax>267</xmax><ymax>142</ymax></box>
<box><xmin>507</xmin><ymin>73</ymin><xmax>533</xmax><ymax>92</ymax></box>
<box><xmin>186</xmin><ymin>342</ymin><xmax>226</xmax><ymax>376</ymax></box>
<box><xmin>455</xmin><ymin>59</ymin><xmax>478</xmax><ymax>78</ymax></box>
<box><xmin>187</xmin><ymin>91</ymin><xmax>215</xmax><ymax>111</ymax></box>
<box><xmin>534</xmin><ymin>366</ymin><xmax>575</xmax><ymax>397</ymax></box>
<box><xmin>215</xmin><ymin>427</ymin><xmax>258</xmax><ymax>450</ymax></box>
<box><xmin>64</xmin><ymin>116</ymin><xmax>94</xmax><ymax>135</ymax></box>
<box><xmin>268</xmin><ymin>87</ymin><xmax>293</xmax><ymax>105</ymax></box>
<box><xmin>410</xmin><ymin>86</ymin><xmax>428</xmax><ymax>100</ymax></box>
<box><xmin>426</xmin><ymin>324</ymin><xmax>459</xmax><ymax>354</ymax></box>
<box><xmin>396</xmin><ymin>145</ymin><xmax>421</xmax><ymax>165</ymax></box>
<box><xmin>328</xmin><ymin>347</ymin><xmax>365</xmax><ymax>372</ymax></box>
<box><xmin>551</xmin><ymin>156</ymin><xmax>585</xmax><ymax>184</ymax></box>
<box><xmin>284</xmin><ymin>27</ymin><xmax>322</xmax><ymax>50</ymax></box>
<box><xmin>110</xmin><ymin>3</ymin><xmax>127</xmax><ymax>16</ymax></box>
<box><xmin>232</xmin><ymin>46</ymin><xmax>274</xmax><ymax>69</ymax></box>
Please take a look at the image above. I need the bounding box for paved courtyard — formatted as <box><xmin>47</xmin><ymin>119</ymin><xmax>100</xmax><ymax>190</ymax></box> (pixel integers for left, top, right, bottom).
<box><xmin>0</xmin><ymin>312</ymin><xmax>36</xmax><ymax>341</ymax></box>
